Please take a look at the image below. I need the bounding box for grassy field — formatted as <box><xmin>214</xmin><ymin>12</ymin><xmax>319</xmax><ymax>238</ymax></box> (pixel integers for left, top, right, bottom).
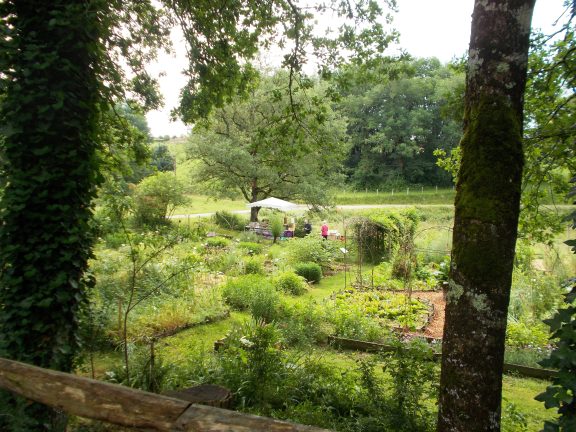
<box><xmin>335</xmin><ymin>188</ymin><xmax>456</xmax><ymax>205</ymax></box>
<box><xmin>172</xmin><ymin>194</ymin><xmax>247</xmax><ymax>215</ymax></box>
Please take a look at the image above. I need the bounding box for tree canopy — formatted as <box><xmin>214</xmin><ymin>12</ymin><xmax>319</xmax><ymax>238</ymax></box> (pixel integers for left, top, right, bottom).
<box><xmin>340</xmin><ymin>58</ymin><xmax>464</xmax><ymax>188</ymax></box>
<box><xmin>187</xmin><ymin>72</ymin><xmax>348</xmax><ymax>220</ymax></box>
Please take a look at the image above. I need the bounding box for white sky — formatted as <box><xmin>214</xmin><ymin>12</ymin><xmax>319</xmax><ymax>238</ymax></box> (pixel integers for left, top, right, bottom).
<box><xmin>146</xmin><ymin>0</ymin><xmax>568</xmax><ymax>137</ymax></box>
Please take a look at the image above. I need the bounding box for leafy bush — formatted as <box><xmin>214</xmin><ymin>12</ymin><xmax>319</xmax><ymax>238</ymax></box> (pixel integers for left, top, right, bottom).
<box><xmin>292</xmin><ymin>216</ymin><xmax>310</xmax><ymax>238</ymax></box>
<box><xmin>536</xmin><ymin>287</ymin><xmax>576</xmax><ymax>431</ymax></box>
<box><xmin>270</xmin><ymin>215</ymin><xmax>284</xmax><ymax>243</ymax></box>
<box><xmin>379</xmin><ymin>337</ymin><xmax>438</xmax><ymax>431</ymax></box>
<box><xmin>132</xmin><ymin>172</ymin><xmax>187</xmax><ymax>227</ymax></box>
<box><xmin>213</xmin><ymin>210</ymin><xmax>246</xmax><ymax>231</ymax></box>
<box><xmin>221</xmin><ymin>275</ymin><xmax>268</xmax><ymax>310</ymax></box>
<box><xmin>177</xmin><ymin>321</ymin><xmax>438</xmax><ymax>431</ymax></box>
<box><xmin>237</xmin><ymin>241</ymin><xmax>264</xmax><ymax>255</ymax></box>
<box><xmin>250</xmin><ymin>285</ymin><xmax>280</xmax><ymax>323</ymax></box>
<box><xmin>243</xmin><ymin>257</ymin><xmax>265</xmax><ymax>275</ymax></box>
<box><xmin>506</xmin><ymin>318</ymin><xmax>550</xmax><ymax>349</ymax></box>
<box><xmin>274</xmin><ymin>271</ymin><xmax>307</xmax><ymax>296</ymax></box>
<box><xmin>328</xmin><ymin>301</ymin><xmax>386</xmax><ymax>342</ymax></box>
<box><xmin>294</xmin><ymin>262</ymin><xmax>322</xmax><ymax>284</ymax></box>
<box><xmin>205</xmin><ymin>237</ymin><xmax>230</xmax><ymax>248</ymax></box>
<box><xmin>286</xmin><ymin>235</ymin><xmax>339</xmax><ymax>269</ymax></box>
<box><xmin>237</xmin><ymin>231</ymin><xmax>261</xmax><ymax>243</ymax></box>
<box><xmin>278</xmin><ymin>301</ymin><xmax>329</xmax><ymax>346</ymax></box>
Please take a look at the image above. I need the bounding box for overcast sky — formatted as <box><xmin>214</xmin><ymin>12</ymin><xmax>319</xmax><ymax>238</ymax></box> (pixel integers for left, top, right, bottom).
<box><xmin>146</xmin><ymin>0</ymin><xmax>568</xmax><ymax>137</ymax></box>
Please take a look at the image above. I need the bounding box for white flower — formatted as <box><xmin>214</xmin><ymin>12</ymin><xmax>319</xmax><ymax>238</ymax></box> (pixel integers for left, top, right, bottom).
<box><xmin>239</xmin><ymin>336</ymin><xmax>254</xmax><ymax>347</ymax></box>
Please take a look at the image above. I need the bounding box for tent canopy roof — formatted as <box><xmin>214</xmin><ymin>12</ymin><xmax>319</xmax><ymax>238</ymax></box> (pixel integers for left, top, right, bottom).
<box><xmin>246</xmin><ymin>197</ymin><xmax>299</xmax><ymax>210</ymax></box>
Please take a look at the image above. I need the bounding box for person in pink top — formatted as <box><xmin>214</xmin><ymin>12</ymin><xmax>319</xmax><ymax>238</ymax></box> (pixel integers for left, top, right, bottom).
<box><xmin>321</xmin><ymin>221</ymin><xmax>329</xmax><ymax>240</ymax></box>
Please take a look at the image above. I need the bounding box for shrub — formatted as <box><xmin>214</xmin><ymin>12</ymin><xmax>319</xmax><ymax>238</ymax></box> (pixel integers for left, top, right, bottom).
<box><xmin>379</xmin><ymin>337</ymin><xmax>438</xmax><ymax>431</ymax></box>
<box><xmin>237</xmin><ymin>231</ymin><xmax>261</xmax><ymax>243</ymax></box>
<box><xmin>274</xmin><ymin>271</ymin><xmax>307</xmax><ymax>296</ymax></box>
<box><xmin>221</xmin><ymin>275</ymin><xmax>273</xmax><ymax>311</ymax></box>
<box><xmin>328</xmin><ymin>301</ymin><xmax>386</xmax><ymax>342</ymax></box>
<box><xmin>293</xmin><ymin>262</ymin><xmax>322</xmax><ymax>284</ymax></box>
<box><xmin>205</xmin><ymin>237</ymin><xmax>230</xmax><ymax>248</ymax></box>
<box><xmin>237</xmin><ymin>241</ymin><xmax>264</xmax><ymax>255</ymax></box>
<box><xmin>250</xmin><ymin>285</ymin><xmax>280</xmax><ymax>323</ymax></box>
<box><xmin>243</xmin><ymin>257</ymin><xmax>265</xmax><ymax>275</ymax></box>
<box><xmin>506</xmin><ymin>318</ymin><xmax>550</xmax><ymax>349</ymax></box>
<box><xmin>292</xmin><ymin>216</ymin><xmax>310</xmax><ymax>238</ymax></box>
<box><xmin>270</xmin><ymin>215</ymin><xmax>284</xmax><ymax>243</ymax></box>
<box><xmin>286</xmin><ymin>235</ymin><xmax>339</xmax><ymax>269</ymax></box>
<box><xmin>279</xmin><ymin>301</ymin><xmax>329</xmax><ymax>346</ymax></box>
<box><xmin>213</xmin><ymin>211</ymin><xmax>246</xmax><ymax>231</ymax></box>
<box><xmin>221</xmin><ymin>274</ymin><xmax>279</xmax><ymax>322</ymax></box>
<box><xmin>132</xmin><ymin>172</ymin><xmax>187</xmax><ymax>227</ymax></box>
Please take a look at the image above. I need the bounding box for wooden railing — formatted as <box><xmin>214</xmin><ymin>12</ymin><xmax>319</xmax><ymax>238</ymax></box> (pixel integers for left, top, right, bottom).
<box><xmin>0</xmin><ymin>357</ymin><xmax>329</xmax><ymax>432</ymax></box>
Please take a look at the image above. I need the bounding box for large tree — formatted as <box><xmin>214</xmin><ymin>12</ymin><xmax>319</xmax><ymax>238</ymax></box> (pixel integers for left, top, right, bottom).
<box><xmin>0</xmin><ymin>0</ymin><xmax>395</xmax><ymax>429</ymax></box>
<box><xmin>187</xmin><ymin>73</ymin><xmax>348</xmax><ymax>221</ymax></box>
<box><xmin>437</xmin><ymin>1</ymin><xmax>536</xmax><ymax>431</ymax></box>
<box><xmin>341</xmin><ymin>58</ymin><xmax>464</xmax><ymax>188</ymax></box>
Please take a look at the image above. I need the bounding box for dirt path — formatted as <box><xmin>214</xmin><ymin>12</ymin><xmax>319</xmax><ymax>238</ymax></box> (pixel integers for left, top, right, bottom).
<box><xmin>413</xmin><ymin>291</ymin><xmax>445</xmax><ymax>339</ymax></box>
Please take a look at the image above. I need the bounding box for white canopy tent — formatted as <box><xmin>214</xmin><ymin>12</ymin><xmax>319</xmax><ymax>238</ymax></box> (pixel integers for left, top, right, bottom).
<box><xmin>246</xmin><ymin>197</ymin><xmax>299</xmax><ymax>210</ymax></box>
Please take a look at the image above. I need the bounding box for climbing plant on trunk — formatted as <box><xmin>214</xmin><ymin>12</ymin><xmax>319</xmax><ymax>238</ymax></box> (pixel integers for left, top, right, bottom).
<box><xmin>0</xmin><ymin>1</ymin><xmax>102</xmax><ymax>429</ymax></box>
<box><xmin>437</xmin><ymin>1</ymin><xmax>536</xmax><ymax>431</ymax></box>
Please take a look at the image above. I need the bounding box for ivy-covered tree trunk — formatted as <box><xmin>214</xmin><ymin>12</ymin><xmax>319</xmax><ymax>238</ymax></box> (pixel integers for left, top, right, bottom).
<box><xmin>0</xmin><ymin>1</ymin><xmax>101</xmax><ymax>429</ymax></box>
<box><xmin>437</xmin><ymin>1</ymin><xmax>535</xmax><ymax>431</ymax></box>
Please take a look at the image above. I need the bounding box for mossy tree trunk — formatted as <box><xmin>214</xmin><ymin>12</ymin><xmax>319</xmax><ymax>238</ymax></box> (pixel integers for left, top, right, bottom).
<box><xmin>437</xmin><ymin>1</ymin><xmax>535</xmax><ymax>431</ymax></box>
<box><xmin>0</xmin><ymin>1</ymin><xmax>101</xmax><ymax>429</ymax></box>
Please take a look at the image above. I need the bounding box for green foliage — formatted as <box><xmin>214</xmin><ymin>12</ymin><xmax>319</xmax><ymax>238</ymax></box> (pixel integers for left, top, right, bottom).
<box><xmin>133</xmin><ymin>172</ymin><xmax>186</xmax><ymax>227</ymax></box>
<box><xmin>186</xmin><ymin>73</ymin><xmax>349</xmax><ymax>214</ymax></box>
<box><xmin>270</xmin><ymin>215</ymin><xmax>284</xmax><ymax>243</ymax></box>
<box><xmin>294</xmin><ymin>262</ymin><xmax>323</xmax><ymax>284</ymax></box>
<box><xmin>379</xmin><ymin>337</ymin><xmax>438</xmax><ymax>431</ymax></box>
<box><xmin>286</xmin><ymin>235</ymin><xmax>339</xmax><ymax>269</ymax></box>
<box><xmin>105</xmin><ymin>343</ymin><xmax>171</xmax><ymax>393</ymax></box>
<box><xmin>504</xmin><ymin>347</ymin><xmax>551</xmax><ymax>369</ymax></box>
<box><xmin>328</xmin><ymin>300</ymin><xmax>386</xmax><ymax>342</ymax></box>
<box><xmin>243</xmin><ymin>257</ymin><xmax>265</xmax><ymax>275</ymax></box>
<box><xmin>506</xmin><ymin>318</ymin><xmax>550</xmax><ymax>349</ymax></box>
<box><xmin>250</xmin><ymin>286</ymin><xmax>280</xmax><ymax>323</ymax></box>
<box><xmin>204</xmin><ymin>237</ymin><xmax>230</xmax><ymax>249</ymax></box>
<box><xmin>181</xmin><ymin>322</ymin><xmax>437</xmax><ymax>431</ymax></box>
<box><xmin>274</xmin><ymin>271</ymin><xmax>308</xmax><ymax>296</ymax></box>
<box><xmin>277</xmin><ymin>301</ymin><xmax>329</xmax><ymax>346</ymax></box>
<box><xmin>340</xmin><ymin>58</ymin><xmax>463</xmax><ymax>188</ymax></box>
<box><xmin>221</xmin><ymin>275</ymin><xmax>272</xmax><ymax>311</ymax></box>
<box><xmin>0</xmin><ymin>8</ymin><xmax>103</xmax><ymax>418</ymax></box>
<box><xmin>213</xmin><ymin>211</ymin><xmax>246</xmax><ymax>231</ymax></box>
<box><xmin>151</xmin><ymin>144</ymin><xmax>176</xmax><ymax>172</ymax></box>
<box><xmin>237</xmin><ymin>241</ymin><xmax>264</xmax><ymax>255</ymax></box>
<box><xmin>332</xmin><ymin>288</ymin><xmax>430</xmax><ymax>332</ymax></box>
<box><xmin>535</xmin><ymin>287</ymin><xmax>576</xmax><ymax>431</ymax></box>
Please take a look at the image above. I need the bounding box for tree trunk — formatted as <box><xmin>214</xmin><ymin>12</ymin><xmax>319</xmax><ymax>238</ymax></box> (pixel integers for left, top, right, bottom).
<box><xmin>250</xmin><ymin>206</ymin><xmax>261</xmax><ymax>222</ymax></box>
<box><xmin>0</xmin><ymin>1</ymin><xmax>101</xmax><ymax>430</ymax></box>
<box><xmin>437</xmin><ymin>1</ymin><xmax>535</xmax><ymax>431</ymax></box>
